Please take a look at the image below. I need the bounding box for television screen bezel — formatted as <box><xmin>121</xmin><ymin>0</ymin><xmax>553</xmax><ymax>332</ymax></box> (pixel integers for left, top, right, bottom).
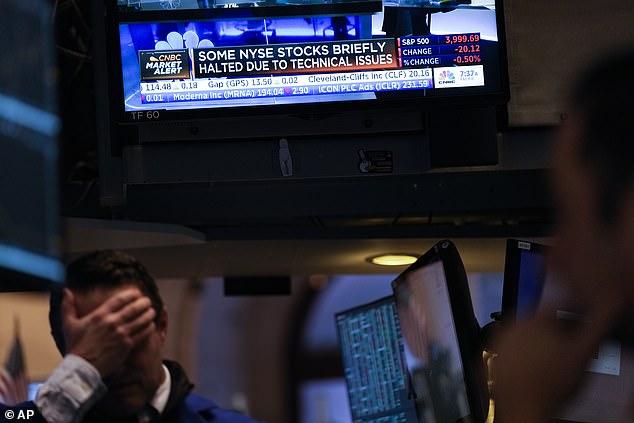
<box><xmin>391</xmin><ymin>239</ymin><xmax>489</xmax><ymax>423</ymax></box>
<box><xmin>95</xmin><ymin>0</ymin><xmax>510</xmax><ymax>125</ymax></box>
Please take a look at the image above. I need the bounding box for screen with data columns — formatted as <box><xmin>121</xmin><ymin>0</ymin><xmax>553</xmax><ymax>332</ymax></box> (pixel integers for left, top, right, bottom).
<box><xmin>336</xmin><ymin>296</ymin><xmax>418</xmax><ymax>423</ymax></box>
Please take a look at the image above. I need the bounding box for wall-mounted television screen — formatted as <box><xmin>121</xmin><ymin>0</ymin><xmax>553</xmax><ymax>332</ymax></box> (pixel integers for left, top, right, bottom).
<box><xmin>104</xmin><ymin>0</ymin><xmax>507</xmax><ymax>122</ymax></box>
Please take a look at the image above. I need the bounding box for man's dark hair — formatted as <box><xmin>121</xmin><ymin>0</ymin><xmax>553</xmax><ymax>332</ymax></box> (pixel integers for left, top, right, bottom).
<box><xmin>50</xmin><ymin>250</ymin><xmax>164</xmax><ymax>355</ymax></box>
<box><xmin>569</xmin><ymin>49</ymin><xmax>634</xmax><ymax>224</ymax></box>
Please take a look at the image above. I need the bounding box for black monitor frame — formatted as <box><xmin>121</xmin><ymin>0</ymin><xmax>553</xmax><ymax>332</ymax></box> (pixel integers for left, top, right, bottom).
<box><xmin>500</xmin><ymin>238</ymin><xmax>549</xmax><ymax>326</ymax></box>
<box><xmin>392</xmin><ymin>239</ymin><xmax>488</xmax><ymax>423</ymax></box>
<box><xmin>93</xmin><ymin>0</ymin><xmax>509</xmax><ymax>126</ymax></box>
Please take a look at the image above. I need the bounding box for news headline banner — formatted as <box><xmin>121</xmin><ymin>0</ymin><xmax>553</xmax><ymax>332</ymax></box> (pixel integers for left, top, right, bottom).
<box><xmin>139</xmin><ymin>39</ymin><xmax>397</xmax><ymax>80</ymax></box>
<box><xmin>196</xmin><ymin>39</ymin><xmax>397</xmax><ymax>77</ymax></box>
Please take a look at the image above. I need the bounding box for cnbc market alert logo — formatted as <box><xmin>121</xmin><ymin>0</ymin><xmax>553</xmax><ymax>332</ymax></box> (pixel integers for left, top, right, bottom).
<box><xmin>139</xmin><ymin>50</ymin><xmax>190</xmax><ymax>81</ymax></box>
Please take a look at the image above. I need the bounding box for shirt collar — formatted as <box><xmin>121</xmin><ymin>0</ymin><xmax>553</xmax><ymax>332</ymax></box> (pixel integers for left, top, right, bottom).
<box><xmin>150</xmin><ymin>364</ymin><xmax>171</xmax><ymax>415</ymax></box>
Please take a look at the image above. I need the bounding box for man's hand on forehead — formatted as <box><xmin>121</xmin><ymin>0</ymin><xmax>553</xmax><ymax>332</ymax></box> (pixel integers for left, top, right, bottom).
<box><xmin>62</xmin><ymin>287</ymin><xmax>156</xmax><ymax>377</ymax></box>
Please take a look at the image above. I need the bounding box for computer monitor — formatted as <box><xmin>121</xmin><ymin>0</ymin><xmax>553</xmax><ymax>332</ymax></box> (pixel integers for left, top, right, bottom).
<box><xmin>499</xmin><ymin>239</ymin><xmax>634</xmax><ymax>423</ymax></box>
<box><xmin>500</xmin><ymin>239</ymin><xmax>549</xmax><ymax>325</ymax></box>
<box><xmin>100</xmin><ymin>0</ymin><xmax>507</xmax><ymax>124</ymax></box>
<box><xmin>335</xmin><ymin>296</ymin><xmax>418</xmax><ymax>423</ymax></box>
<box><xmin>392</xmin><ymin>239</ymin><xmax>488</xmax><ymax>423</ymax></box>
<box><xmin>0</xmin><ymin>0</ymin><xmax>64</xmax><ymax>290</ymax></box>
